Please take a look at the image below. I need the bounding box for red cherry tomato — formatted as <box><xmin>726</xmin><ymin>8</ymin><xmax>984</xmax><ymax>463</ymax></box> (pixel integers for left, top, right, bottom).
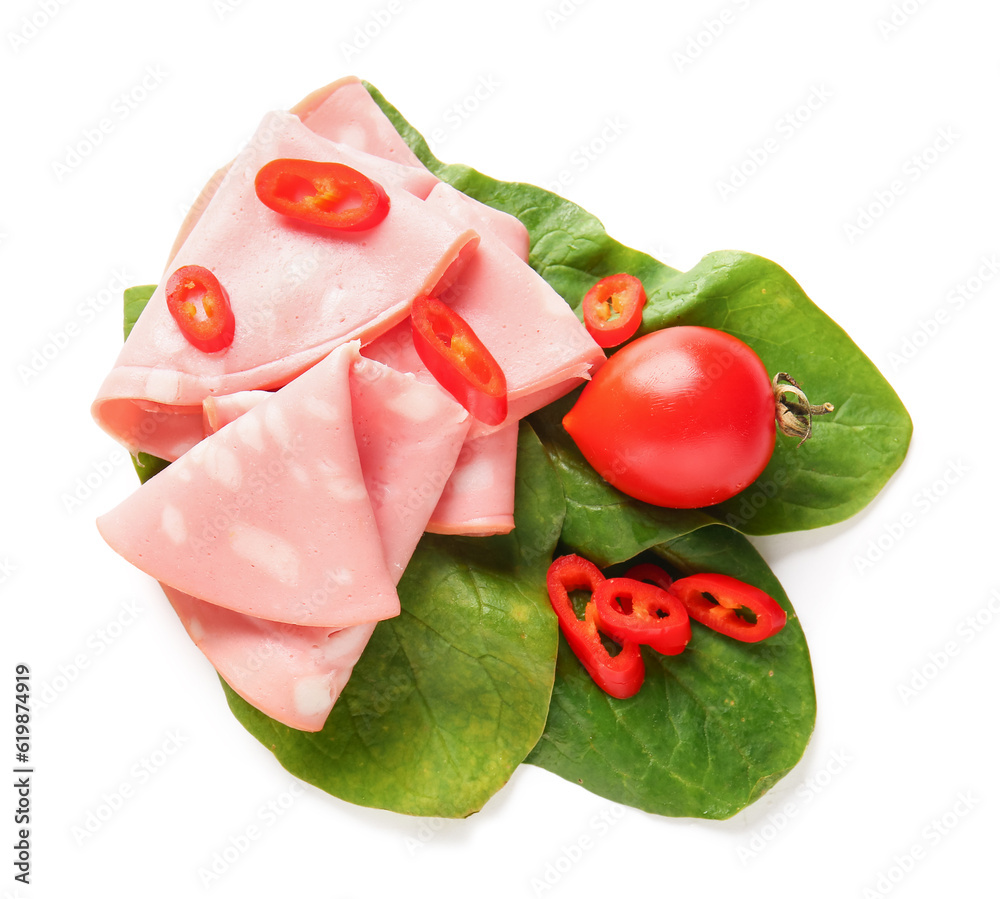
<box><xmin>562</xmin><ymin>326</ymin><xmax>776</xmax><ymax>509</ymax></box>
<box><xmin>582</xmin><ymin>273</ymin><xmax>646</xmax><ymax>348</ymax></box>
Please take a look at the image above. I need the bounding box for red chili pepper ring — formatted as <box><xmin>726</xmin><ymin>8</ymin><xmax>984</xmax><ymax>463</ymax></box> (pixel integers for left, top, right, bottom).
<box><xmin>594</xmin><ymin>576</ymin><xmax>691</xmax><ymax>656</ymax></box>
<box><xmin>254</xmin><ymin>158</ymin><xmax>390</xmax><ymax>232</ymax></box>
<box><xmin>410</xmin><ymin>295</ymin><xmax>508</xmax><ymax>426</ymax></box>
<box><xmin>582</xmin><ymin>273</ymin><xmax>647</xmax><ymax>348</ymax></box>
<box><xmin>668</xmin><ymin>573</ymin><xmax>787</xmax><ymax>643</ymax></box>
<box><xmin>546</xmin><ymin>555</ymin><xmax>644</xmax><ymax>699</ymax></box>
<box><xmin>165</xmin><ymin>264</ymin><xmax>235</xmax><ymax>353</ymax></box>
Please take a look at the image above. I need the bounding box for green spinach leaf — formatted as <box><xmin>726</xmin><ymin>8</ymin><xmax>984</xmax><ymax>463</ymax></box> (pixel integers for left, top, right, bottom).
<box><xmin>365</xmin><ymin>83</ymin><xmax>911</xmax><ymax>536</ymax></box>
<box><xmin>525</xmin><ymin>397</ymin><xmax>815</xmax><ymax>818</ymax></box>
<box><xmin>223</xmin><ymin>423</ymin><xmax>564</xmax><ymax>817</ymax></box>
<box><xmin>123</xmin><ymin>283</ymin><xmax>156</xmax><ymax>339</ymax></box>
<box><xmin>642</xmin><ymin>252</ymin><xmax>912</xmax><ymax>533</ymax></box>
<box><xmin>122</xmin><ymin>284</ymin><xmax>171</xmax><ymax>485</ymax></box>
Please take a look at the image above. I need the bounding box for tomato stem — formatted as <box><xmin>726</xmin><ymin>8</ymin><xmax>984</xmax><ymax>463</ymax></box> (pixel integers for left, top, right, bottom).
<box><xmin>772</xmin><ymin>372</ymin><xmax>834</xmax><ymax>446</ymax></box>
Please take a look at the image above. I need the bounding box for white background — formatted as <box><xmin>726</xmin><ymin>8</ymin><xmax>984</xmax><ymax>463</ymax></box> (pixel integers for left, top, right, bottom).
<box><xmin>2</xmin><ymin>0</ymin><xmax>997</xmax><ymax>896</ymax></box>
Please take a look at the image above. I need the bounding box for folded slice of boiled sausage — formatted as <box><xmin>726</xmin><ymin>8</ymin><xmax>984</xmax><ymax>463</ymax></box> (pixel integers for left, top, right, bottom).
<box><xmin>92</xmin><ymin>110</ymin><xmax>478</xmax><ymax>462</ymax></box>
<box><xmin>159</xmin><ymin>346</ymin><xmax>471</xmax><ymax>731</ymax></box>
<box><xmin>97</xmin><ymin>342</ymin><xmax>449</xmax><ymax>629</ymax></box>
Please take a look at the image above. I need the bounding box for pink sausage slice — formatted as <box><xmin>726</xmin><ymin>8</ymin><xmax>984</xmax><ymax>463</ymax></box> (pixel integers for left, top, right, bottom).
<box><xmin>158</xmin><ymin>349</ymin><xmax>470</xmax><ymax>730</ymax></box>
<box><xmin>93</xmin><ymin>111</ymin><xmax>477</xmax><ymax>461</ymax></box>
<box><xmin>98</xmin><ymin>343</ymin><xmax>401</xmax><ymax>628</ymax></box>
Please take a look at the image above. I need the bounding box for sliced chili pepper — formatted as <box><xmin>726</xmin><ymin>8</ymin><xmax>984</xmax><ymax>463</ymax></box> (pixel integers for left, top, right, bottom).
<box><xmin>582</xmin><ymin>273</ymin><xmax>646</xmax><ymax>349</ymax></box>
<box><xmin>593</xmin><ymin>577</ymin><xmax>690</xmax><ymax>656</ymax></box>
<box><xmin>546</xmin><ymin>555</ymin><xmax>644</xmax><ymax>699</ymax></box>
<box><xmin>668</xmin><ymin>573</ymin><xmax>787</xmax><ymax>643</ymax></box>
<box><xmin>165</xmin><ymin>264</ymin><xmax>235</xmax><ymax>353</ymax></box>
<box><xmin>624</xmin><ymin>562</ymin><xmax>674</xmax><ymax>593</ymax></box>
<box><xmin>410</xmin><ymin>294</ymin><xmax>508</xmax><ymax>426</ymax></box>
<box><xmin>254</xmin><ymin>158</ymin><xmax>390</xmax><ymax>232</ymax></box>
